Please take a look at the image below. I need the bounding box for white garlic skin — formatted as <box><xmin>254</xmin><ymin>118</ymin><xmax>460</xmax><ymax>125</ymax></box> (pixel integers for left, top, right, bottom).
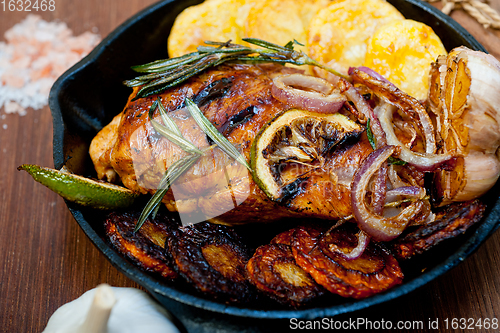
<box><xmin>429</xmin><ymin>47</ymin><xmax>500</xmax><ymax>204</ymax></box>
<box><xmin>453</xmin><ymin>151</ymin><xmax>500</xmax><ymax>202</ymax></box>
<box><xmin>42</xmin><ymin>286</ymin><xmax>180</xmax><ymax>333</ymax></box>
<box><xmin>459</xmin><ymin>47</ymin><xmax>500</xmax><ymax>154</ymax></box>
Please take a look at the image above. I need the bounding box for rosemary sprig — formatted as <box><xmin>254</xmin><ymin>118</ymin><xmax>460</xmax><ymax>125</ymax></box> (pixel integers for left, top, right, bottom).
<box><xmin>185</xmin><ymin>98</ymin><xmax>251</xmax><ymax>171</ymax></box>
<box><xmin>134</xmin><ymin>153</ymin><xmax>201</xmax><ymax>232</ymax></box>
<box><xmin>148</xmin><ymin>99</ymin><xmax>203</xmax><ymax>155</ymax></box>
<box><xmin>125</xmin><ymin>38</ymin><xmax>349</xmax><ymax>99</ymax></box>
<box><xmin>157</xmin><ymin>98</ymin><xmax>182</xmax><ymax>136</ymax></box>
<box><xmin>136</xmin><ymin>98</ymin><xmax>251</xmax><ymax>231</ymax></box>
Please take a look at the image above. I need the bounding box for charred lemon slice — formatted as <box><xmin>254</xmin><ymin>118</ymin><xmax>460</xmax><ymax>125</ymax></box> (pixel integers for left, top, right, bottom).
<box><xmin>251</xmin><ymin>109</ymin><xmax>363</xmax><ymax>202</ymax></box>
<box><xmin>19</xmin><ymin>164</ymin><xmax>139</xmax><ymax>210</ymax></box>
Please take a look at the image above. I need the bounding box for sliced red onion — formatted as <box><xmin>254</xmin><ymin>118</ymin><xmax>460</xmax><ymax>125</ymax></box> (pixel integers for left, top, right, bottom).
<box><xmin>349</xmin><ymin>66</ymin><xmax>395</xmax><ymax>87</ymax></box>
<box><xmin>371</xmin><ymin>163</ymin><xmax>388</xmax><ymax>215</ymax></box>
<box><xmin>385</xmin><ymin>186</ymin><xmax>426</xmax><ymax>203</ymax></box>
<box><xmin>343</xmin><ymin>83</ymin><xmax>387</xmax><ymax>147</ymax></box>
<box><xmin>387</xmin><ymin>164</ymin><xmax>409</xmax><ymax>188</ymax></box>
<box><xmin>271</xmin><ymin>74</ymin><xmax>346</xmax><ymax>113</ymax></box>
<box><xmin>351</xmin><ymin>145</ymin><xmax>425</xmax><ymax>241</ymax></box>
<box><xmin>378</xmin><ymin>102</ymin><xmax>455</xmax><ymax>171</ymax></box>
<box><xmin>350</xmin><ymin>68</ymin><xmax>437</xmax><ymax>154</ymax></box>
<box><xmin>329</xmin><ymin>229</ymin><xmax>370</xmax><ymax>260</ymax></box>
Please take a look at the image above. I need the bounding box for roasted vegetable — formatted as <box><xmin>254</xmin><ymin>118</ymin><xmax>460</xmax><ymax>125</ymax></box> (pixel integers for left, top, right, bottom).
<box><xmin>391</xmin><ymin>199</ymin><xmax>486</xmax><ymax>260</ymax></box>
<box><xmin>166</xmin><ymin>222</ymin><xmax>255</xmax><ymax>303</ymax></box>
<box><xmin>104</xmin><ymin>211</ymin><xmax>179</xmax><ymax>280</ymax></box>
<box><xmin>364</xmin><ymin>19</ymin><xmax>447</xmax><ymax>100</ymax></box>
<box><xmin>247</xmin><ymin>228</ymin><xmax>324</xmax><ymax>307</ymax></box>
<box><xmin>291</xmin><ymin>222</ymin><xmax>404</xmax><ymax>298</ymax></box>
<box><xmin>307</xmin><ymin>0</ymin><xmax>404</xmax><ymax>75</ymax></box>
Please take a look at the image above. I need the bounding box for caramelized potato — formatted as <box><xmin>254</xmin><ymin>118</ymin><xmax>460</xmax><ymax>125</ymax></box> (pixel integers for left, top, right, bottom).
<box><xmin>167</xmin><ymin>222</ymin><xmax>255</xmax><ymax>302</ymax></box>
<box><xmin>244</xmin><ymin>0</ymin><xmax>329</xmax><ymax>52</ymax></box>
<box><xmin>168</xmin><ymin>0</ymin><xmax>246</xmax><ymax>58</ymax></box>
<box><xmin>364</xmin><ymin>19</ymin><xmax>447</xmax><ymax>100</ymax></box>
<box><xmin>307</xmin><ymin>0</ymin><xmax>404</xmax><ymax>74</ymax></box>
<box><xmin>291</xmin><ymin>223</ymin><xmax>403</xmax><ymax>298</ymax></box>
<box><xmin>104</xmin><ymin>211</ymin><xmax>179</xmax><ymax>280</ymax></box>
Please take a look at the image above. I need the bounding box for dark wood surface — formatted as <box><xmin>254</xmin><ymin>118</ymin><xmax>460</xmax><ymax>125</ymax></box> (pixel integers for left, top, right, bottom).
<box><xmin>1</xmin><ymin>1</ymin><xmax>500</xmax><ymax>332</ymax></box>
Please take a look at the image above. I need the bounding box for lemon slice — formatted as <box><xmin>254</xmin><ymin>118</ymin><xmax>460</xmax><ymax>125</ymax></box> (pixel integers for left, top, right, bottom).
<box><xmin>19</xmin><ymin>164</ymin><xmax>139</xmax><ymax>210</ymax></box>
<box><xmin>251</xmin><ymin>109</ymin><xmax>363</xmax><ymax>202</ymax></box>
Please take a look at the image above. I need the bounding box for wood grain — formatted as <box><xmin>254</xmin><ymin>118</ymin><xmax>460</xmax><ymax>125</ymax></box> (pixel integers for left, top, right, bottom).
<box><xmin>1</xmin><ymin>1</ymin><xmax>500</xmax><ymax>332</ymax></box>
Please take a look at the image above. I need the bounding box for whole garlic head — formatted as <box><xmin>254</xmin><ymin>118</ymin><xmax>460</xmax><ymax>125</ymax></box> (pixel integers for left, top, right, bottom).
<box><xmin>42</xmin><ymin>284</ymin><xmax>180</xmax><ymax>333</ymax></box>
<box><xmin>428</xmin><ymin>47</ymin><xmax>500</xmax><ymax>205</ymax></box>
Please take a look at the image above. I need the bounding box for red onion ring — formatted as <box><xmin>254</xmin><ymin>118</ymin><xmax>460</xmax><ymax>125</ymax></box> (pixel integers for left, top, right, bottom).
<box><xmin>385</xmin><ymin>186</ymin><xmax>426</xmax><ymax>203</ymax></box>
<box><xmin>378</xmin><ymin>102</ymin><xmax>455</xmax><ymax>172</ymax></box>
<box><xmin>371</xmin><ymin>164</ymin><xmax>388</xmax><ymax>215</ymax></box>
<box><xmin>271</xmin><ymin>74</ymin><xmax>346</xmax><ymax>113</ymax></box>
<box><xmin>350</xmin><ymin>68</ymin><xmax>437</xmax><ymax>154</ymax></box>
<box><xmin>343</xmin><ymin>82</ymin><xmax>387</xmax><ymax>147</ymax></box>
<box><xmin>349</xmin><ymin>66</ymin><xmax>395</xmax><ymax>87</ymax></box>
<box><xmin>329</xmin><ymin>229</ymin><xmax>370</xmax><ymax>260</ymax></box>
<box><xmin>351</xmin><ymin>145</ymin><xmax>425</xmax><ymax>241</ymax></box>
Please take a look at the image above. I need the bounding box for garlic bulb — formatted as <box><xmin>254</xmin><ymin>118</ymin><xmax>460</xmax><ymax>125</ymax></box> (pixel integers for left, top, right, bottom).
<box><xmin>428</xmin><ymin>47</ymin><xmax>500</xmax><ymax>204</ymax></box>
<box><xmin>42</xmin><ymin>284</ymin><xmax>180</xmax><ymax>333</ymax></box>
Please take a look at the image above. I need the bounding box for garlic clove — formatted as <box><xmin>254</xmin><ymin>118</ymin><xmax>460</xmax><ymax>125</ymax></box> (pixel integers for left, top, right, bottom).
<box><xmin>428</xmin><ymin>47</ymin><xmax>500</xmax><ymax>204</ymax></box>
<box><xmin>434</xmin><ymin>151</ymin><xmax>500</xmax><ymax>206</ymax></box>
<box><xmin>42</xmin><ymin>285</ymin><xmax>180</xmax><ymax>333</ymax></box>
<box><xmin>453</xmin><ymin>151</ymin><xmax>500</xmax><ymax>202</ymax></box>
<box><xmin>429</xmin><ymin>47</ymin><xmax>500</xmax><ymax>155</ymax></box>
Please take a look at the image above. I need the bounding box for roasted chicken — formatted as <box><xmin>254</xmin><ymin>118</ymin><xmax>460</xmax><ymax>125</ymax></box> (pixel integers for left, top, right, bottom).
<box><xmin>90</xmin><ymin>64</ymin><xmax>372</xmax><ymax>225</ymax></box>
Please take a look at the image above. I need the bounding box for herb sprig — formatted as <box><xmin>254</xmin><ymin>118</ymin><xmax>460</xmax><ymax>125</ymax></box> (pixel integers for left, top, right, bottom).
<box><xmin>134</xmin><ymin>98</ymin><xmax>249</xmax><ymax>231</ymax></box>
<box><xmin>125</xmin><ymin>38</ymin><xmax>348</xmax><ymax>99</ymax></box>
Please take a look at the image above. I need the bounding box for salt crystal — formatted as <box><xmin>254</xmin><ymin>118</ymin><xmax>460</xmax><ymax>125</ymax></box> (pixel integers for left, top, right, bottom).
<box><xmin>3</xmin><ymin>124</ymin><xmax>7</xmax><ymax>130</ymax></box>
<box><xmin>0</xmin><ymin>14</ymin><xmax>101</xmax><ymax>116</ymax></box>
<box><xmin>5</xmin><ymin>101</ymin><xmax>23</xmax><ymax>114</ymax></box>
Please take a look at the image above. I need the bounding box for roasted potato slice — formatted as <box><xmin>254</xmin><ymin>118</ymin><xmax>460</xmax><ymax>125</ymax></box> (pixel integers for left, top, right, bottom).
<box><xmin>168</xmin><ymin>0</ymin><xmax>246</xmax><ymax>58</ymax></box>
<box><xmin>364</xmin><ymin>19</ymin><xmax>447</xmax><ymax>100</ymax></box>
<box><xmin>307</xmin><ymin>0</ymin><xmax>404</xmax><ymax>74</ymax></box>
<box><xmin>167</xmin><ymin>222</ymin><xmax>255</xmax><ymax>302</ymax></box>
<box><xmin>291</xmin><ymin>223</ymin><xmax>404</xmax><ymax>298</ymax></box>
<box><xmin>247</xmin><ymin>243</ymin><xmax>325</xmax><ymax>307</ymax></box>
<box><xmin>104</xmin><ymin>211</ymin><xmax>179</xmax><ymax>280</ymax></box>
<box><xmin>391</xmin><ymin>199</ymin><xmax>486</xmax><ymax>260</ymax></box>
<box><xmin>244</xmin><ymin>0</ymin><xmax>329</xmax><ymax>52</ymax></box>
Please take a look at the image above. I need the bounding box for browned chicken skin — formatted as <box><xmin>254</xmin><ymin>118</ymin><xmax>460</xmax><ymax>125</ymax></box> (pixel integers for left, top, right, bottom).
<box><xmin>90</xmin><ymin>64</ymin><xmax>371</xmax><ymax>225</ymax></box>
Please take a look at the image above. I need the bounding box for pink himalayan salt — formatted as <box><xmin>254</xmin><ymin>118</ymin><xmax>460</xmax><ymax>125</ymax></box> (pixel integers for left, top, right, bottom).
<box><xmin>0</xmin><ymin>14</ymin><xmax>101</xmax><ymax>115</ymax></box>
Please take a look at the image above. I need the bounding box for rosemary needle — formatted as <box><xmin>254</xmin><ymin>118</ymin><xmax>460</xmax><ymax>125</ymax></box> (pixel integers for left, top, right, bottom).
<box><xmin>185</xmin><ymin>98</ymin><xmax>251</xmax><ymax>171</ymax></box>
<box><xmin>135</xmin><ymin>153</ymin><xmax>201</xmax><ymax>232</ymax></box>
<box><xmin>126</xmin><ymin>38</ymin><xmax>349</xmax><ymax>99</ymax></box>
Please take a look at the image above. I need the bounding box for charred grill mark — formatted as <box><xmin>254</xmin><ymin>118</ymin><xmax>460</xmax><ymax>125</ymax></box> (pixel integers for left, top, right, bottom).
<box><xmin>219</xmin><ymin>105</ymin><xmax>257</xmax><ymax>136</ymax></box>
<box><xmin>178</xmin><ymin>77</ymin><xmax>234</xmax><ymax>110</ymax></box>
<box><xmin>276</xmin><ymin>177</ymin><xmax>310</xmax><ymax>206</ymax></box>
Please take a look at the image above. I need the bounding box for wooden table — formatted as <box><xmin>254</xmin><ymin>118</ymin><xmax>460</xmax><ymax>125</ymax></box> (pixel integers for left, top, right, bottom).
<box><xmin>1</xmin><ymin>1</ymin><xmax>500</xmax><ymax>332</ymax></box>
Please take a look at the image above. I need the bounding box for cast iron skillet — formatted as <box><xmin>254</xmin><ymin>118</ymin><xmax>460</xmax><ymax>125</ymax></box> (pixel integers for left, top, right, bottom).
<box><xmin>49</xmin><ymin>0</ymin><xmax>500</xmax><ymax>332</ymax></box>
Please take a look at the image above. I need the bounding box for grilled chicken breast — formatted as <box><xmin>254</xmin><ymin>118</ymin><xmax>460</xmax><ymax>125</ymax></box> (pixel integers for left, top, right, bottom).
<box><xmin>90</xmin><ymin>64</ymin><xmax>371</xmax><ymax>225</ymax></box>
